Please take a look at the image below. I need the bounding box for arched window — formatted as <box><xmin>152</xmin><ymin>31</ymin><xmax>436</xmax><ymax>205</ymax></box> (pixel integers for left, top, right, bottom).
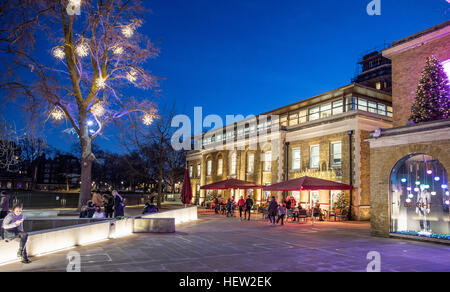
<box><xmin>231</xmin><ymin>153</ymin><xmax>237</xmax><ymax>175</ymax></box>
<box><xmin>390</xmin><ymin>154</ymin><xmax>449</xmax><ymax>240</ymax></box>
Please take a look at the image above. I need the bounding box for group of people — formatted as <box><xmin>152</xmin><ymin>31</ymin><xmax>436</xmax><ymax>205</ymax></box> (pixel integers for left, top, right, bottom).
<box><xmin>265</xmin><ymin>196</ymin><xmax>324</xmax><ymax>225</ymax></box>
<box><xmin>80</xmin><ymin>190</ymin><xmax>126</xmax><ymax>219</ymax></box>
<box><xmin>214</xmin><ymin>195</ymin><xmax>254</xmax><ymax>221</ymax></box>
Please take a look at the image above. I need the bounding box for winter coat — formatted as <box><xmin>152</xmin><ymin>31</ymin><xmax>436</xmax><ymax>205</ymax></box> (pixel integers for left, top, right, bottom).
<box><xmin>245</xmin><ymin>198</ymin><xmax>254</xmax><ymax>210</ymax></box>
<box><xmin>268</xmin><ymin>200</ymin><xmax>278</xmax><ymax>216</ymax></box>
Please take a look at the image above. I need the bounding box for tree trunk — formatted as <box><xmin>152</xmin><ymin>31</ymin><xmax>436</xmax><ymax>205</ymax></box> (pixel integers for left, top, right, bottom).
<box><xmin>157</xmin><ymin>162</ymin><xmax>163</xmax><ymax>209</ymax></box>
<box><xmin>78</xmin><ymin>124</ymin><xmax>95</xmax><ymax>210</ymax></box>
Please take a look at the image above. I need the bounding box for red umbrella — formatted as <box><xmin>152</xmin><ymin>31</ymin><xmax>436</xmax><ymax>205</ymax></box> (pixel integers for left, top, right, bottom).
<box><xmin>263</xmin><ymin>176</ymin><xmax>353</xmax><ymax>191</ymax></box>
<box><xmin>201</xmin><ymin>179</ymin><xmax>263</xmax><ymax>190</ymax></box>
<box><xmin>181</xmin><ymin>168</ymin><xmax>193</xmax><ymax>206</ymax></box>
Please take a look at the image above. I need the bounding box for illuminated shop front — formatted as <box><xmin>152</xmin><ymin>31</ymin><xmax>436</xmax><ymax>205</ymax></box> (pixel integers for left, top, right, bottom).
<box><xmin>390</xmin><ymin>154</ymin><xmax>449</xmax><ymax>240</ymax></box>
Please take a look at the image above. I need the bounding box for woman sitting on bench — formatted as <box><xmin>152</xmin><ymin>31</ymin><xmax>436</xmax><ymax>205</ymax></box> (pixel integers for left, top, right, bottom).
<box><xmin>2</xmin><ymin>204</ymin><xmax>31</xmax><ymax>264</ymax></box>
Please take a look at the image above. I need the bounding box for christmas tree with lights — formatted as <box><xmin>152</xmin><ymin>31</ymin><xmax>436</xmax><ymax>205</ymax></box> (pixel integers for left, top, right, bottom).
<box><xmin>410</xmin><ymin>56</ymin><xmax>450</xmax><ymax>124</ymax></box>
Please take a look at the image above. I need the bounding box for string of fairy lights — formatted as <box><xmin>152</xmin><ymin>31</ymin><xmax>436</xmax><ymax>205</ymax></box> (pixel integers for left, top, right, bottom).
<box><xmin>398</xmin><ymin>156</ymin><xmax>450</xmax><ymax>206</ymax></box>
<box><xmin>49</xmin><ymin>0</ymin><xmax>155</xmax><ymax>130</ymax></box>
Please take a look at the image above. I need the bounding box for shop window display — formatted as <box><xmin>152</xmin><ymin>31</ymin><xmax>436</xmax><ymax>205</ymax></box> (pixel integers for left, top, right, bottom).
<box><xmin>390</xmin><ymin>154</ymin><xmax>449</xmax><ymax>240</ymax></box>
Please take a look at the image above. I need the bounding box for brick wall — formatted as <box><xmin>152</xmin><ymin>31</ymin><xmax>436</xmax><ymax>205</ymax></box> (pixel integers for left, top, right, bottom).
<box><xmin>390</xmin><ymin>34</ymin><xmax>450</xmax><ymax>127</ymax></box>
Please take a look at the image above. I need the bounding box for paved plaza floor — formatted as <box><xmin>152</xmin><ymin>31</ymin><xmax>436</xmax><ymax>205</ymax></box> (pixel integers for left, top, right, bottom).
<box><xmin>1</xmin><ymin>213</ymin><xmax>449</xmax><ymax>272</ymax></box>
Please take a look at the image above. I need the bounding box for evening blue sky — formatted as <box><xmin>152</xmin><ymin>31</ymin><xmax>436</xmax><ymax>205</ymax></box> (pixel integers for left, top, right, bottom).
<box><xmin>3</xmin><ymin>0</ymin><xmax>450</xmax><ymax>153</ymax></box>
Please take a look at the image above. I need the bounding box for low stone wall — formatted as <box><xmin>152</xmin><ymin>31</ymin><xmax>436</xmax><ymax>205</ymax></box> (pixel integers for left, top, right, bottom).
<box><xmin>0</xmin><ymin>206</ymin><xmax>197</xmax><ymax>265</ymax></box>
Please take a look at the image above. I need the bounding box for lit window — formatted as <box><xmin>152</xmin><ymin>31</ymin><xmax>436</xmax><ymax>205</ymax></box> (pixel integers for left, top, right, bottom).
<box><xmin>332</xmin><ymin>100</ymin><xmax>343</xmax><ymax>115</ymax></box>
<box><xmin>376</xmin><ymin>82</ymin><xmax>382</xmax><ymax>90</ymax></box>
<box><xmin>197</xmin><ymin>164</ymin><xmax>201</xmax><ymax>177</ymax></box>
<box><xmin>280</xmin><ymin>115</ymin><xmax>288</xmax><ymax>127</ymax></box>
<box><xmin>189</xmin><ymin>166</ymin><xmax>193</xmax><ymax>178</ymax></box>
<box><xmin>264</xmin><ymin>151</ymin><xmax>272</xmax><ymax>172</ymax></box>
<box><xmin>347</xmin><ymin>97</ymin><xmax>357</xmax><ymax>111</ymax></box>
<box><xmin>299</xmin><ymin>110</ymin><xmax>307</xmax><ymax>123</ymax></box>
<box><xmin>310</xmin><ymin>145</ymin><xmax>320</xmax><ymax>169</ymax></box>
<box><xmin>292</xmin><ymin>148</ymin><xmax>301</xmax><ymax>170</ymax></box>
<box><xmin>387</xmin><ymin>106</ymin><xmax>393</xmax><ymax>117</ymax></box>
<box><xmin>368</xmin><ymin>101</ymin><xmax>377</xmax><ymax>114</ymax></box>
<box><xmin>207</xmin><ymin>160</ymin><xmax>212</xmax><ymax>176</ymax></box>
<box><xmin>320</xmin><ymin>103</ymin><xmax>332</xmax><ymax>118</ymax></box>
<box><xmin>378</xmin><ymin>104</ymin><xmax>387</xmax><ymax>116</ymax></box>
<box><xmin>358</xmin><ymin>98</ymin><xmax>368</xmax><ymax>111</ymax></box>
<box><xmin>331</xmin><ymin>142</ymin><xmax>342</xmax><ymax>167</ymax></box>
<box><xmin>289</xmin><ymin>113</ymin><xmax>299</xmax><ymax>126</ymax></box>
<box><xmin>231</xmin><ymin>153</ymin><xmax>237</xmax><ymax>175</ymax></box>
<box><xmin>217</xmin><ymin>159</ymin><xmax>223</xmax><ymax>175</ymax></box>
<box><xmin>309</xmin><ymin>107</ymin><xmax>320</xmax><ymax>121</ymax></box>
<box><xmin>248</xmin><ymin>154</ymin><xmax>255</xmax><ymax>173</ymax></box>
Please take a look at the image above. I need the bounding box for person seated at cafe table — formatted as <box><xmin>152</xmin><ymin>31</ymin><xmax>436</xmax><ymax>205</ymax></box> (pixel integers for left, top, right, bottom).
<box><xmin>313</xmin><ymin>203</ymin><xmax>324</xmax><ymax>221</ymax></box>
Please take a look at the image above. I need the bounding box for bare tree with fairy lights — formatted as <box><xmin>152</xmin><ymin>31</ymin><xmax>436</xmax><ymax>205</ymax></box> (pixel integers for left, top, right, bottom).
<box><xmin>1</xmin><ymin>0</ymin><xmax>160</xmax><ymax>208</ymax></box>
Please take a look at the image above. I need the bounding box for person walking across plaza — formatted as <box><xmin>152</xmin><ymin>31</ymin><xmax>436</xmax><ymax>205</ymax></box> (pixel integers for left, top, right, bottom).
<box><xmin>238</xmin><ymin>196</ymin><xmax>245</xmax><ymax>220</ymax></box>
<box><xmin>0</xmin><ymin>191</ymin><xmax>10</xmax><ymax>219</ymax></box>
<box><xmin>244</xmin><ymin>195</ymin><xmax>253</xmax><ymax>221</ymax></box>
<box><xmin>226</xmin><ymin>198</ymin><xmax>233</xmax><ymax>217</ymax></box>
<box><xmin>2</xmin><ymin>204</ymin><xmax>31</xmax><ymax>263</ymax></box>
<box><xmin>277</xmin><ymin>202</ymin><xmax>286</xmax><ymax>226</ymax></box>
<box><xmin>268</xmin><ymin>196</ymin><xmax>278</xmax><ymax>225</ymax></box>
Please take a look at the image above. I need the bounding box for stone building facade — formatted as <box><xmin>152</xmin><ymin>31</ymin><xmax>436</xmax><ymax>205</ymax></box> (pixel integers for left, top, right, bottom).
<box><xmin>187</xmin><ymin>83</ymin><xmax>393</xmax><ymax>220</ymax></box>
<box><xmin>368</xmin><ymin>21</ymin><xmax>450</xmax><ymax>241</ymax></box>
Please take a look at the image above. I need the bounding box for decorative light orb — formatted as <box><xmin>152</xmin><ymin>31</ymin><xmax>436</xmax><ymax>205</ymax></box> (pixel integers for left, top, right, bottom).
<box><xmin>427</xmin><ymin>170</ymin><xmax>433</xmax><ymax>175</ymax></box>
<box><xmin>87</xmin><ymin>120</ymin><xmax>94</xmax><ymax>126</ymax></box>
<box><xmin>401</xmin><ymin>178</ymin><xmax>407</xmax><ymax>183</ymax></box>
<box><xmin>407</xmin><ymin>187</ymin><xmax>412</xmax><ymax>191</ymax></box>
<box><xmin>75</xmin><ymin>43</ymin><xmax>89</xmax><ymax>57</ymax></box>
<box><xmin>122</xmin><ymin>26</ymin><xmax>134</xmax><ymax>38</ymax></box>
<box><xmin>446</xmin><ymin>200</ymin><xmax>450</xmax><ymax>206</ymax></box>
<box><xmin>414</xmin><ymin>188</ymin><xmax>420</xmax><ymax>192</ymax></box>
<box><xmin>51</xmin><ymin>107</ymin><xmax>64</xmax><ymax>120</ymax></box>
<box><xmin>431</xmin><ymin>192</ymin><xmax>437</xmax><ymax>196</ymax></box>
<box><xmin>442</xmin><ymin>184</ymin><xmax>449</xmax><ymax>189</ymax></box>
<box><xmin>127</xmin><ymin>70</ymin><xmax>138</xmax><ymax>82</ymax></box>
<box><xmin>69</xmin><ymin>0</ymin><xmax>81</xmax><ymax>6</ymax></box>
<box><xmin>114</xmin><ymin>46</ymin><xmax>124</xmax><ymax>55</ymax></box>
<box><xmin>91</xmin><ymin>103</ymin><xmax>105</xmax><ymax>117</ymax></box>
<box><xmin>406</xmin><ymin>198</ymin><xmax>412</xmax><ymax>203</ymax></box>
<box><xmin>96</xmin><ymin>77</ymin><xmax>106</xmax><ymax>89</ymax></box>
<box><xmin>408</xmin><ymin>194</ymin><xmax>414</xmax><ymax>199</ymax></box>
<box><xmin>142</xmin><ymin>113</ymin><xmax>154</xmax><ymax>126</ymax></box>
<box><xmin>52</xmin><ymin>47</ymin><xmax>65</xmax><ymax>60</ymax></box>
<box><xmin>446</xmin><ymin>191</ymin><xmax>449</xmax><ymax>196</ymax></box>
<box><xmin>435</xmin><ymin>177</ymin><xmax>441</xmax><ymax>182</ymax></box>
<box><xmin>415</xmin><ymin>181</ymin><xmax>421</xmax><ymax>186</ymax></box>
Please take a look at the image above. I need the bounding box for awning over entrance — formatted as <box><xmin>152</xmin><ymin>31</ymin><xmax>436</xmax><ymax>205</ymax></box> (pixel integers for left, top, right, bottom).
<box><xmin>200</xmin><ymin>179</ymin><xmax>263</xmax><ymax>190</ymax></box>
<box><xmin>263</xmin><ymin>176</ymin><xmax>353</xmax><ymax>191</ymax></box>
